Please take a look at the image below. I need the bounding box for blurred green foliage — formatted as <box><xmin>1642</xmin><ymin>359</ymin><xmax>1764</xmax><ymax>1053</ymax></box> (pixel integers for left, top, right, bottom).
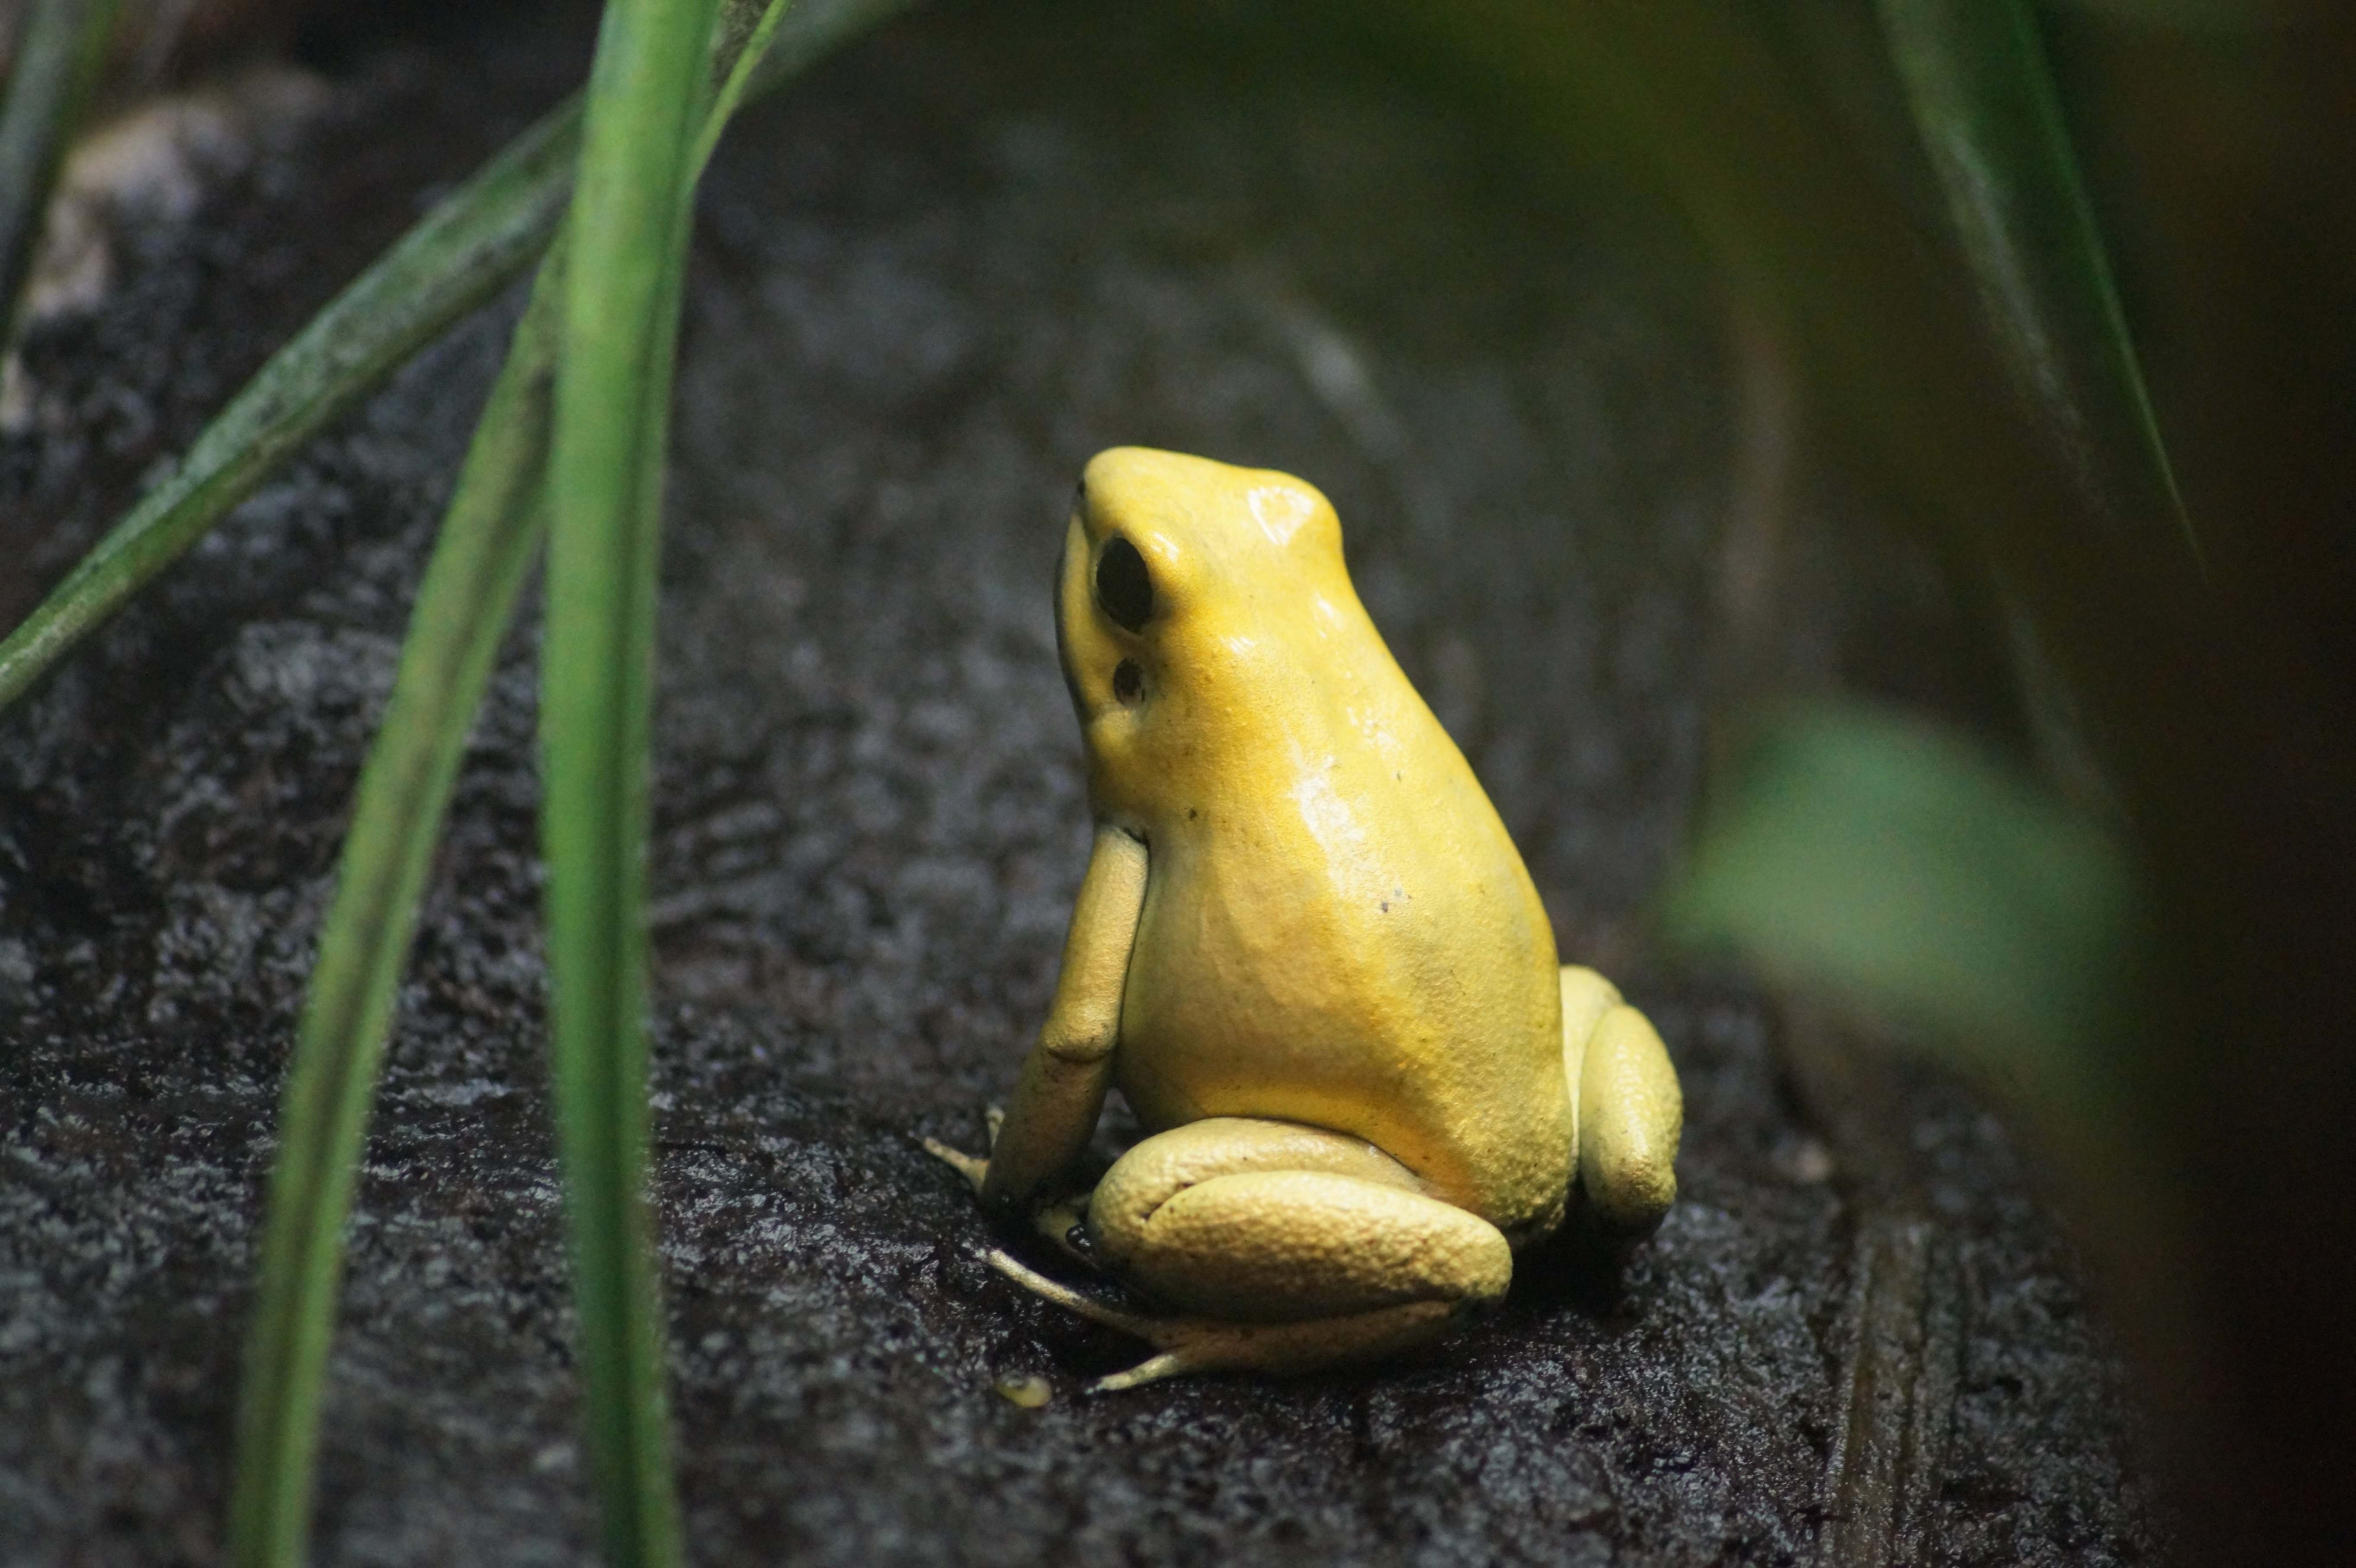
<box><xmin>1664</xmin><ymin>700</ymin><xmax>2140</xmax><ymax>1119</ymax></box>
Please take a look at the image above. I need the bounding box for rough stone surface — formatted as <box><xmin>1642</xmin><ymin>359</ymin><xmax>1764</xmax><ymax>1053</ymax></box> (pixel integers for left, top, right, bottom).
<box><xmin>0</xmin><ymin>3</ymin><xmax>2156</xmax><ymax>1563</ymax></box>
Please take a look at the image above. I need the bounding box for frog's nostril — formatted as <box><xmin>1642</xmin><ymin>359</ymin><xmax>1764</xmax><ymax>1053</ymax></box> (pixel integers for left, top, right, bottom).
<box><xmin>1113</xmin><ymin>659</ymin><xmax>1144</xmax><ymax>704</ymax></box>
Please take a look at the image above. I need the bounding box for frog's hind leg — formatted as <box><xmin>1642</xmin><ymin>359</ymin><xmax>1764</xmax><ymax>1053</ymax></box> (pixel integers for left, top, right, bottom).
<box><xmin>982</xmin><ymin>1247</ymin><xmax>1459</xmax><ymax>1392</ymax></box>
<box><xmin>1000</xmin><ymin>1116</ymin><xmax>1510</xmax><ymax>1390</ymax></box>
<box><xmin>1559</xmin><ymin>965</ymin><xmax>1683</xmax><ymax>1234</ymax></box>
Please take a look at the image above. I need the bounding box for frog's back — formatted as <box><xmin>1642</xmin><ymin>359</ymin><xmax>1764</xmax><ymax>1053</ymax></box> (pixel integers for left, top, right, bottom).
<box><xmin>1064</xmin><ymin>449</ymin><xmax>1573</xmax><ymax>1236</ymax></box>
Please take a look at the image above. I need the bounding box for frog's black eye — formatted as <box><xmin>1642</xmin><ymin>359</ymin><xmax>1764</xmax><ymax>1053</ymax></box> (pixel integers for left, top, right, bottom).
<box><xmin>1113</xmin><ymin>659</ymin><xmax>1144</xmax><ymax>704</ymax></box>
<box><xmin>1096</xmin><ymin>537</ymin><xmax>1153</xmax><ymax>632</ymax></box>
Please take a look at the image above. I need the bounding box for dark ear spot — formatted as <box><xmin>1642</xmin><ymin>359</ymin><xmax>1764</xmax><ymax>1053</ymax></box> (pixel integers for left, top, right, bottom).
<box><xmin>1113</xmin><ymin>659</ymin><xmax>1144</xmax><ymax>704</ymax></box>
<box><xmin>1096</xmin><ymin>537</ymin><xmax>1153</xmax><ymax>632</ymax></box>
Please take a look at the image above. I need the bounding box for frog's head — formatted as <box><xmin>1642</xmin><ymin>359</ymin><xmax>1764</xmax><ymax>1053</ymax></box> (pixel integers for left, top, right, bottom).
<box><xmin>1055</xmin><ymin>446</ymin><xmax>1355</xmax><ymax>797</ymax></box>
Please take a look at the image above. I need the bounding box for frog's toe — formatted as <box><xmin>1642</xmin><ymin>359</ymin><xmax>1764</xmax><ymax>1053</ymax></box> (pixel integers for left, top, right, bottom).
<box><xmin>985</xmin><ymin>1247</ymin><xmax>1162</xmax><ymax>1337</ymax></box>
<box><xmin>1085</xmin><ymin>1299</ymin><xmax>1460</xmax><ymax>1392</ymax></box>
<box><xmin>924</xmin><ymin>1136</ymin><xmax>990</xmax><ymax>1195</ymax></box>
<box><xmin>1032</xmin><ymin>1194</ymin><xmax>1098</xmax><ymax>1266</ymax></box>
<box><xmin>1088</xmin><ymin>1350</ymin><xmax>1194</xmax><ymax>1393</ymax></box>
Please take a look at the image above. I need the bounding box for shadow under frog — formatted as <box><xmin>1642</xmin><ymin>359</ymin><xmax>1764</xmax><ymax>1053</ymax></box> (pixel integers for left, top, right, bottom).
<box><xmin>928</xmin><ymin>447</ymin><xmax>1682</xmax><ymax>1391</ymax></box>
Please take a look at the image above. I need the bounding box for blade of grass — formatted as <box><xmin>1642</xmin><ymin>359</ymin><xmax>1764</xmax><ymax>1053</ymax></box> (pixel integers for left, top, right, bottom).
<box><xmin>0</xmin><ymin>0</ymin><xmax>120</xmax><ymax>343</ymax></box>
<box><xmin>694</xmin><ymin>0</ymin><xmax>793</xmax><ymax>171</ymax></box>
<box><xmin>224</xmin><ymin>231</ymin><xmax>569</xmax><ymax>1568</ymax></box>
<box><xmin>0</xmin><ymin>0</ymin><xmax>909</xmax><ymax>718</ymax></box>
<box><xmin>542</xmin><ymin>0</ymin><xmax>719</xmax><ymax>1558</ymax></box>
<box><xmin>1874</xmin><ymin>0</ymin><xmax>2197</xmax><ymax>564</ymax></box>
<box><xmin>220</xmin><ymin>3</ymin><xmax>815</xmax><ymax>1562</ymax></box>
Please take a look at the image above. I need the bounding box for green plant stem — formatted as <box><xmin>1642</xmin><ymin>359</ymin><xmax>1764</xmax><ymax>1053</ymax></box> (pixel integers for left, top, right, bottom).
<box><xmin>0</xmin><ymin>0</ymin><xmax>119</xmax><ymax>342</ymax></box>
<box><xmin>541</xmin><ymin>0</ymin><xmax>720</xmax><ymax>1559</ymax></box>
<box><xmin>1874</xmin><ymin>0</ymin><xmax>2196</xmax><ymax>565</ymax></box>
<box><xmin>224</xmin><ymin>233</ymin><xmax>568</xmax><ymax>1568</ymax></box>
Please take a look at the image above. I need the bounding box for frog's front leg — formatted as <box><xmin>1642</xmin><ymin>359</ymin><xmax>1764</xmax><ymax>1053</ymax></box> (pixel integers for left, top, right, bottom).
<box><xmin>989</xmin><ymin>1116</ymin><xmax>1512</xmax><ymax>1392</ymax></box>
<box><xmin>1558</xmin><ymin>965</ymin><xmax>1682</xmax><ymax>1233</ymax></box>
<box><xmin>924</xmin><ymin>824</ymin><xmax>1147</xmax><ymax>1239</ymax></box>
<box><xmin>927</xmin><ymin>1108</ymin><xmax>1096</xmax><ymax>1259</ymax></box>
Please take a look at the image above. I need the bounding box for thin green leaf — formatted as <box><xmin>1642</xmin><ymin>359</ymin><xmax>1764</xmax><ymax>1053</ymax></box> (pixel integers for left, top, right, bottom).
<box><xmin>0</xmin><ymin>93</ymin><xmax>582</xmax><ymax>713</ymax></box>
<box><xmin>541</xmin><ymin>0</ymin><xmax>719</xmax><ymax>1559</ymax></box>
<box><xmin>0</xmin><ymin>0</ymin><xmax>910</xmax><ymax>719</ymax></box>
<box><xmin>1660</xmin><ymin>700</ymin><xmax>2142</xmax><ymax>1115</ymax></box>
<box><xmin>0</xmin><ymin>0</ymin><xmax>120</xmax><ymax>342</ymax></box>
<box><xmin>696</xmin><ymin>0</ymin><xmax>794</xmax><ymax>171</ymax></box>
<box><xmin>1875</xmin><ymin>0</ymin><xmax>2198</xmax><ymax>564</ymax></box>
<box><xmin>224</xmin><ymin>233</ymin><xmax>568</xmax><ymax>1568</ymax></box>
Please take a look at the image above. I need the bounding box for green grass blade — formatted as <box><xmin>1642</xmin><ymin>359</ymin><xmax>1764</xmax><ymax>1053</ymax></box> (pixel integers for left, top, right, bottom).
<box><xmin>0</xmin><ymin>0</ymin><xmax>120</xmax><ymax>342</ymax></box>
<box><xmin>221</xmin><ymin>5</ymin><xmax>811</xmax><ymax>1564</ymax></box>
<box><xmin>223</xmin><ymin>234</ymin><xmax>568</xmax><ymax>1568</ymax></box>
<box><xmin>0</xmin><ymin>92</ymin><xmax>583</xmax><ymax>713</ymax></box>
<box><xmin>694</xmin><ymin>0</ymin><xmax>795</xmax><ymax>171</ymax></box>
<box><xmin>1661</xmin><ymin>700</ymin><xmax>2142</xmax><ymax>1114</ymax></box>
<box><xmin>738</xmin><ymin>0</ymin><xmax>908</xmax><ymax>97</ymax></box>
<box><xmin>1874</xmin><ymin>0</ymin><xmax>2197</xmax><ymax>563</ymax></box>
<box><xmin>542</xmin><ymin>0</ymin><xmax>719</xmax><ymax>1559</ymax></box>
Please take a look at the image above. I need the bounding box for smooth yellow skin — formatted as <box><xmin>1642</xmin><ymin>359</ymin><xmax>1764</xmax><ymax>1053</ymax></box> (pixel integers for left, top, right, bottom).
<box><xmin>928</xmin><ymin>447</ymin><xmax>1682</xmax><ymax>1391</ymax></box>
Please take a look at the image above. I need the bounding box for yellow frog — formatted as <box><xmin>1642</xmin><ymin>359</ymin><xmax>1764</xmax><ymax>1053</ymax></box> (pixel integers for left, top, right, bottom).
<box><xmin>927</xmin><ymin>447</ymin><xmax>1682</xmax><ymax>1391</ymax></box>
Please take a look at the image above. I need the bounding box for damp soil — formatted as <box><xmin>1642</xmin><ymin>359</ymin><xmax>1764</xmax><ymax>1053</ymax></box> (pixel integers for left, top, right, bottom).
<box><xmin>0</xmin><ymin>3</ymin><xmax>2157</xmax><ymax>1562</ymax></box>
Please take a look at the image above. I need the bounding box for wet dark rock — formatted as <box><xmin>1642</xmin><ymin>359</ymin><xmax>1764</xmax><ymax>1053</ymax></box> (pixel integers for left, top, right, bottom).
<box><xmin>0</xmin><ymin>3</ymin><xmax>2155</xmax><ymax>1562</ymax></box>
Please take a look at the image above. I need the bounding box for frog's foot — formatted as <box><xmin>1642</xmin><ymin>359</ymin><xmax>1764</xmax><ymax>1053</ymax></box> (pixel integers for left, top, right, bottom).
<box><xmin>925</xmin><ymin>1118</ymin><xmax>1098</xmax><ymax>1266</ymax></box>
<box><xmin>1559</xmin><ymin>966</ymin><xmax>1684</xmax><ymax>1235</ymax></box>
<box><xmin>983</xmin><ymin>1249</ymin><xmax>1458</xmax><ymax>1393</ymax></box>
